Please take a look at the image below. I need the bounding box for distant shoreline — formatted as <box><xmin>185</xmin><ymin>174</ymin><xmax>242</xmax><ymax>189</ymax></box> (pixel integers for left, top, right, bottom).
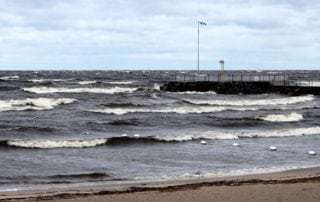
<box><xmin>1</xmin><ymin>167</ymin><xmax>320</xmax><ymax>202</ymax></box>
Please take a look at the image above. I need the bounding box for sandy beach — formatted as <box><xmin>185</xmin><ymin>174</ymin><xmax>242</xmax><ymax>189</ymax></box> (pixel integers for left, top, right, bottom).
<box><xmin>1</xmin><ymin>167</ymin><xmax>320</xmax><ymax>202</ymax></box>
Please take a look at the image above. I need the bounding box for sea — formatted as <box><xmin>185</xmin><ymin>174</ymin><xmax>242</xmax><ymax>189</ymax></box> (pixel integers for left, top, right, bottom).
<box><xmin>0</xmin><ymin>70</ymin><xmax>319</xmax><ymax>192</ymax></box>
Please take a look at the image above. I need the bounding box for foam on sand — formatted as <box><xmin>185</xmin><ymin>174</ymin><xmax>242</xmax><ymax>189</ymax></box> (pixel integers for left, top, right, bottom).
<box><xmin>0</xmin><ymin>98</ymin><xmax>76</xmax><ymax>112</ymax></box>
<box><xmin>184</xmin><ymin>95</ymin><xmax>314</xmax><ymax>106</ymax></box>
<box><xmin>259</xmin><ymin>112</ymin><xmax>304</xmax><ymax>122</ymax></box>
<box><xmin>23</xmin><ymin>86</ymin><xmax>137</xmax><ymax>94</ymax></box>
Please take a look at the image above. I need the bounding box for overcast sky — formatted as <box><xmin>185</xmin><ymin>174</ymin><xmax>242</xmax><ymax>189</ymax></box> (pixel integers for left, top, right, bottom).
<box><xmin>0</xmin><ymin>0</ymin><xmax>319</xmax><ymax>70</ymax></box>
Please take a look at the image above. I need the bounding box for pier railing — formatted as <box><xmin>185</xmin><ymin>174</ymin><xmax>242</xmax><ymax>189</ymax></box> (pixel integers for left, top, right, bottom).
<box><xmin>173</xmin><ymin>72</ymin><xmax>320</xmax><ymax>87</ymax></box>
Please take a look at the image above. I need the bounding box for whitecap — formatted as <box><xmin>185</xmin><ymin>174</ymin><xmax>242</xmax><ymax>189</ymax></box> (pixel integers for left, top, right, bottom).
<box><xmin>0</xmin><ymin>98</ymin><xmax>76</xmax><ymax>112</ymax></box>
<box><xmin>0</xmin><ymin>75</ymin><xmax>19</xmax><ymax>80</ymax></box>
<box><xmin>171</xmin><ymin>91</ymin><xmax>216</xmax><ymax>95</ymax></box>
<box><xmin>88</xmin><ymin>106</ymin><xmax>256</xmax><ymax>115</ymax></box>
<box><xmin>8</xmin><ymin>139</ymin><xmax>107</xmax><ymax>149</ymax></box>
<box><xmin>259</xmin><ymin>112</ymin><xmax>303</xmax><ymax>122</ymax></box>
<box><xmin>184</xmin><ymin>95</ymin><xmax>314</xmax><ymax>106</ymax></box>
<box><xmin>107</xmin><ymin>81</ymin><xmax>134</xmax><ymax>85</ymax></box>
<box><xmin>23</xmin><ymin>87</ymin><xmax>137</xmax><ymax>94</ymax></box>
<box><xmin>78</xmin><ymin>81</ymin><xmax>97</xmax><ymax>85</ymax></box>
<box><xmin>153</xmin><ymin>83</ymin><xmax>161</xmax><ymax>91</ymax></box>
<box><xmin>155</xmin><ymin>127</ymin><xmax>320</xmax><ymax>141</ymax></box>
<box><xmin>30</xmin><ymin>79</ymin><xmax>67</xmax><ymax>83</ymax></box>
<box><xmin>236</xmin><ymin>127</ymin><xmax>320</xmax><ymax>138</ymax></box>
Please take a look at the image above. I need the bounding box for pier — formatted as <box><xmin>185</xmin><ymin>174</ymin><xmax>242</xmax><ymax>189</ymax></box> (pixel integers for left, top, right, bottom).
<box><xmin>160</xmin><ymin>72</ymin><xmax>320</xmax><ymax>95</ymax></box>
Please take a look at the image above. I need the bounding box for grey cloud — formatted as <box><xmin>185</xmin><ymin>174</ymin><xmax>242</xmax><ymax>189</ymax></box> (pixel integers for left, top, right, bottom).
<box><xmin>0</xmin><ymin>0</ymin><xmax>319</xmax><ymax>69</ymax></box>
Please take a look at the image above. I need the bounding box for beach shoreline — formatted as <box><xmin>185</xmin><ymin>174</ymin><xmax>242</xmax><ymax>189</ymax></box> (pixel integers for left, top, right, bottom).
<box><xmin>1</xmin><ymin>166</ymin><xmax>320</xmax><ymax>202</ymax></box>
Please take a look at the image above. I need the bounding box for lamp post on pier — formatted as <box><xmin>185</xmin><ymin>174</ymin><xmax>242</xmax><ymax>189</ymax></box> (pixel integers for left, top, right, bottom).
<box><xmin>197</xmin><ymin>21</ymin><xmax>207</xmax><ymax>73</ymax></box>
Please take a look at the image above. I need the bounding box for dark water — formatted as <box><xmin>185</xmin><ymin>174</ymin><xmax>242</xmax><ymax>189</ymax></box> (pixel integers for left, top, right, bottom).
<box><xmin>0</xmin><ymin>70</ymin><xmax>319</xmax><ymax>192</ymax></box>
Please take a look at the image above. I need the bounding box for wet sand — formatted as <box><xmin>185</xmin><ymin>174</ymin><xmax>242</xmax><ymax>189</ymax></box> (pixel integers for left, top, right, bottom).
<box><xmin>1</xmin><ymin>167</ymin><xmax>320</xmax><ymax>202</ymax></box>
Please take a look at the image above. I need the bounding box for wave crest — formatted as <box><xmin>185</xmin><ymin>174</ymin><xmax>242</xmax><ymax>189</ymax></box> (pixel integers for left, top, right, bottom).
<box><xmin>0</xmin><ymin>75</ymin><xmax>19</xmax><ymax>81</ymax></box>
<box><xmin>107</xmin><ymin>81</ymin><xmax>134</xmax><ymax>85</ymax></box>
<box><xmin>184</xmin><ymin>95</ymin><xmax>314</xmax><ymax>106</ymax></box>
<box><xmin>78</xmin><ymin>81</ymin><xmax>97</xmax><ymax>85</ymax></box>
<box><xmin>0</xmin><ymin>98</ymin><xmax>76</xmax><ymax>112</ymax></box>
<box><xmin>157</xmin><ymin>127</ymin><xmax>320</xmax><ymax>141</ymax></box>
<box><xmin>170</xmin><ymin>91</ymin><xmax>216</xmax><ymax>95</ymax></box>
<box><xmin>259</xmin><ymin>112</ymin><xmax>304</xmax><ymax>122</ymax></box>
<box><xmin>23</xmin><ymin>87</ymin><xmax>137</xmax><ymax>94</ymax></box>
<box><xmin>88</xmin><ymin>106</ymin><xmax>255</xmax><ymax>115</ymax></box>
<box><xmin>4</xmin><ymin>126</ymin><xmax>320</xmax><ymax>149</ymax></box>
<box><xmin>7</xmin><ymin>139</ymin><xmax>107</xmax><ymax>149</ymax></box>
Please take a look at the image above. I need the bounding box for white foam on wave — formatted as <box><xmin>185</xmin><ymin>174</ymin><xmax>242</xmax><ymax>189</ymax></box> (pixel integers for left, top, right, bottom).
<box><xmin>78</xmin><ymin>81</ymin><xmax>97</xmax><ymax>85</ymax></box>
<box><xmin>89</xmin><ymin>106</ymin><xmax>256</xmax><ymax>115</ymax></box>
<box><xmin>153</xmin><ymin>83</ymin><xmax>161</xmax><ymax>91</ymax></box>
<box><xmin>107</xmin><ymin>81</ymin><xmax>134</xmax><ymax>85</ymax></box>
<box><xmin>259</xmin><ymin>112</ymin><xmax>304</xmax><ymax>122</ymax></box>
<box><xmin>30</xmin><ymin>79</ymin><xmax>45</xmax><ymax>83</ymax></box>
<box><xmin>5</xmin><ymin>126</ymin><xmax>320</xmax><ymax>149</ymax></box>
<box><xmin>23</xmin><ymin>86</ymin><xmax>137</xmax><ymax>94</ymax></box>
<box><xmin>185</xmin><ymin>95</ymin><xmax>314</xmax><ymax>106</ymax></box>
<box><xmin>156</xmin><ymin>127</ymin><xmax>320</xmax><ymax>141</ymax></box>
<box><xmin>0</xmin><ymin>98</ymin><xmax>76</xmax><ymax>112</ymax></box>
<box><xmin>0</xmin><ymin>75</ymin><xmax>19</xmax><ymax>80</ymax></box>
<box><xmin>171</xmin><ymin>91</ymin><xmax>216</xmax><ymax>95</ymax></box>
<box><xmin>30</xmin><ymin>79</ymin><xmax>68</xmax><ymax>83</ymax></box>
<box><xmin>8</xmin><ymin>139</ymin><xmax>107</xmax><ymax>149</ymax></box>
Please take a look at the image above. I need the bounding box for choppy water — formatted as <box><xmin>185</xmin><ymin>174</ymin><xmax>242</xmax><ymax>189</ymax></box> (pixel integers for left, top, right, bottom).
<box><xmin>0</xmin><ymin>70</ymin><xmax>319</xmax><ymax>191</ymax></box>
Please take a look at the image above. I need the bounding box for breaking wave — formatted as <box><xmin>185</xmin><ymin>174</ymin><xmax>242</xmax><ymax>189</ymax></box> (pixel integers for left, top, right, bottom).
<box><xmin>2</xmin><ymin>126</ymin><xmax>320</xmax><ymax>149</ymax></box>
<box><xmin>259</xmin><ymin>112</ymin><xmax>304</xmax><ymax>122</ymax></box>
<box><xmin>170</xmin><ymin>91</ymin><xmax>217</xmax><ymax>95</ymax></box>
<box><xmin>107</xmin><ymin>81</ymin><xmax>134</xmax><ymax>85</ymax></box>
<box><xmin>88</xmin><ymin>106</ymin><xmax>256</xmax><ymax>115</ymax></box>
<box><xmin>30</xmin><ymin>79</ymin><xmax>67</xmax><ymax>83</ymax></box>
<box><xmin>184</xmin><ymin>95</ymin><xmax>314</xmax><ymax>106</ymax></box>
<box><xmin>78</xmin><ymin>81</ymin><xmax>97</xmax><ymax>85</ymax></box>
<box><xmin>0</xmin><ymin>98</ymin><xmax>76</xmax><ymax>112</ymax></box>
<box><xmin>0</xmin><ymin>75</ymin><xmax>19</xmax><ymax>80</ymax></box>
<box><xmin>6</xmin><ymin>139</ymin><xmax>108</xmax><ymax>149</ymax></box>
<box><xmin>159</xmin><ymin>127</ymin><xmax>320</xmax><ymax>141</ymax></box>
<box><xmin>2</xmin><ymin>136</ymin><xmax>169</xmax><ymax>149</ymax></box>
<box><xmin>23</xmin><ymin>86</ymin><xmax>137</xmax><ymax>94</ymax></box>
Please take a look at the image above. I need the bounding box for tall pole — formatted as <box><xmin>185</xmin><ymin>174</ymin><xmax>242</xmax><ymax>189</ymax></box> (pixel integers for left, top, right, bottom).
<box><xmin>197</xmin><ymin>21</ymin><xmax>200</xmax><ymax>73</ymax></box>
